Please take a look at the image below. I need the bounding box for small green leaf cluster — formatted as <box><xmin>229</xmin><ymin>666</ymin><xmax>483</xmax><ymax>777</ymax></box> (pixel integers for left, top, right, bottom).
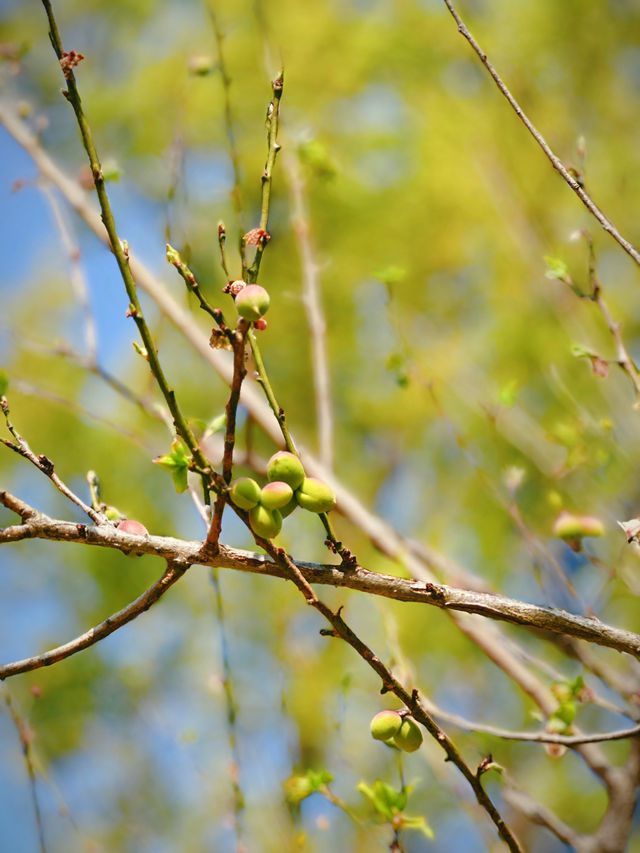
<box><xmin>370</xmin><ymin>710</ymin><xmax>423</xmax><ymax>753</ymax></box>
<box><xmin>283</xmin><ymin>768</ymin><xmax>334</xmax><ymax>806</ymax></box>
<box><xmin>153</xmin><ymin>440</ymin><xmax>192</xmax><ymax>494</ymax></box>
<box><xmin>357</xmin><ymin>780</ymin><xmax>433</xmax><ymax>839</ymax></box>
<box><xmin>547</xmin><ymin>675</ymin><xmax>586</xmax><ymax>736</ymax></box>
<box><xmin>229</xmin><ymin>451</ymin><xmax>336</xmax><ymax>540</ymax></box>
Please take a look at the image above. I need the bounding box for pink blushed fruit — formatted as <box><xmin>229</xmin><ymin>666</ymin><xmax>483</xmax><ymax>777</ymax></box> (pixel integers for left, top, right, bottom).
<box><xmin>235</xmin><ymin>284</ymin><xmax>270</xmax><ymax>321</ymax></box>
<box><xmin>260</xmin><ymin>481</ymin><xmax>294</xmax><ymax>510</ymax></box>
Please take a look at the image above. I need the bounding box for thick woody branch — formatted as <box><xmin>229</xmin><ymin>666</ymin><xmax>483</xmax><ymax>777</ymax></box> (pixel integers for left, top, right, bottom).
<box><xmin>3</xmin><ymin>492</ymin><xmax>640</xmax><ymax>661</ymax></box>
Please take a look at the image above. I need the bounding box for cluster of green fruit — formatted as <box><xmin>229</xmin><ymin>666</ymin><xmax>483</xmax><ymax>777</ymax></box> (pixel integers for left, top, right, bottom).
<box><xmin>370</xmin><ymin>710</ymin><xmax>423</xmax><ymax>753</ymax></box>
<box><xmin>229</xmin><ymin>451</ymin><xmax>337</xmax><ymax>539</ymax></box>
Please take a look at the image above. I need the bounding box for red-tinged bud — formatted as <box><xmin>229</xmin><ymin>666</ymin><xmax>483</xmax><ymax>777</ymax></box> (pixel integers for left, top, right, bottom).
<box><xmin>117</xmin><ymin>519</ymin><xmax>149</xmax><ymax>537</ymax></box>
<box><xmin>254</xmin><ymin>317</ymin><xmax>268</xmax><ymax>331</ymax></box>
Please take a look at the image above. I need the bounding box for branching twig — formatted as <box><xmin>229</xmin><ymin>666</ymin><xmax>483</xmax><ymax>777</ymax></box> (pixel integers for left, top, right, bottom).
<box><xmin>1</xmin><ymin>398</ymin><xmax>103</xmax><ymax>523</ymax></box>
<box><xmin>442</xmin><ymin>0</ymin><xmax>640</xmax><ymax>268</ymax></box>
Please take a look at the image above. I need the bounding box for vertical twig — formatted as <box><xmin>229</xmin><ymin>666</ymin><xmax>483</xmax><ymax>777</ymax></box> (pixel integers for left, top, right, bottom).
<box><xmin>284</xmin><ymin>151</ymin><xmax>334</xmax><ymax>470</ymax></box>
<box><xmin>3</xmin><ymin>690</ymin><xmax>47</xmax><ymax>853</ymax></box>
<box><xmin>209</xmin><ymin>570</ymin><xmax>246</xmax><ymax>850</ymax></box>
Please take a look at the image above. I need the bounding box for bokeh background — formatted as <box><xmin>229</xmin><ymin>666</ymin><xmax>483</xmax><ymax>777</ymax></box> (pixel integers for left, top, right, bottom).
<box><xmin>2</xmin><ymin>0</ymin><xmax>640</xmax><ymax>850</ymax></box>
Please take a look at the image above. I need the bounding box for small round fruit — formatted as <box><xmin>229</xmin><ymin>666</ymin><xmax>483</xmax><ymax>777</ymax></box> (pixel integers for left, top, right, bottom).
<box><xmin>260</xmin><ymin>481</ymin><xmax>294</xmax><ymax>510</ymax></box>
<box><xmin>295</xmin><ymin>477</ymin><xmax>336</xmax><ymax>513</ymax></box>
<box><xmin>393</xmin><ymin>718</ymin><xmax>423</xmax><ymax>753</ymax></box>
<box><xmin>267</xmin><ymin>451</ymin><xmax>305</xmax><ymax>490</ymax></box>
<box><xmin>229</xmin><ymin>478</ymin><xmax>262</xmax><ymax>510</ymax></box>
<box><xmin>235</xmin><ymin>284</ymin><xmax>270</xmax><ymax>321</ymax></box>
<box><xmin>117</xmin><ymin>519</ymin><xmax>149</xmax><ymax>537</ymax></box>
<box><xmin>254</xmin><ymin>317</ymin><xmax>268</xmax><ymax>331</ymax></box>
<box><xmin>249</xmin><ymin>505</ymin><xmax>282</xmax><ymax>539</ymax></box>
<box><xmin>370</xmin><ymin>710</ymin><xmax>402</xmax><ymax>742</ymax></box>
<box><xmin>552</xmin><ymin>512</ymin><xmax>583</xmax><ymax>540</ymax></box>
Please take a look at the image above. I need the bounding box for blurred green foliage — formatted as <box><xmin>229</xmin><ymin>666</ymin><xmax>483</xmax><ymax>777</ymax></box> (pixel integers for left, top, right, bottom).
<box><xmin>2</xmin><ymin>0</ymin><xmax>640</xmax><ymax>850</ymax></box>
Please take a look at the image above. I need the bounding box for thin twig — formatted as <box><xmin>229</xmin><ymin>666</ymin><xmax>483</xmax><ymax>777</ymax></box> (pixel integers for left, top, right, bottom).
<box><xmin>1</xmin><ymin>398</ymin><xmax>103</xmax><ymax>523</ymax></box>
<box><xmin>40</xmin><ymin>183</ymin><xmax>96</xmax><ymax>359</ymax></box>
<box><xmin>442</xmin><ymin>0</ymin><xmax>640</xmax><ymax>268</ymax></box>
<box><xmin>208</xmin><ymin>5</ymin><xmax>247</xmax><ymax>276</ymax></box>
<box><xmin>40</xmin><ymin>0</ymin><xmax>215</xmax><ymax>505</ymax></box>
<box><xmin>209</xmin><ymin>570</ymin><xmax>246</xmax><ymax>849</ymax></box>
<box><xmin>284</xmin><ymin>150</ymin><xmax>334</xmax><ymax>470</ymax></box>
<box><xmin>246</xmin><ymin>71</ymin><xmax>283</xmax><ymax>283</ymax></box>
<box><xmin>207</xmin><ymin>323</ymin><xmax>248</xmax><ymax>548</ymax></box>
<box><xmin>584</xmin><ymin>231</ymin><xmax>640</xmax><ymax>405</ymax></box>
<box><xmin>3</xmin><ymin>690</ymin><xmax>47</xmax><ymax>853</ymax></box>
<box><xmin>0</xmin><ymin>559</ymin><xmax>189</xmax><ymax>680</ymax></box>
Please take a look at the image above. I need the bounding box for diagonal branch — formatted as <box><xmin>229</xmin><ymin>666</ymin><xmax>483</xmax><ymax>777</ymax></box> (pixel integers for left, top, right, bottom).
<box><xmin>442</xmin><ymin>0</ymin><xmax>640</xmax><ymax>269</ymax></box>
<box><xmin>0</xmin><ymin>558</ymin><xmax>189</xmax><ymax>680</ymax></box>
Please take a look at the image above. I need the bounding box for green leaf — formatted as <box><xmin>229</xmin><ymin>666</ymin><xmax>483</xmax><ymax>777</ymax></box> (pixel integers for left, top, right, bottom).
<box><xmin>397</xmin><ymin>813</ymin><xmax>435</xmax><ymax>839</ymax></box>
<box><xmin>152</xmin><ymin>440</ymin><xmax>191</xmax><ymax>493</ymax></box>
<box><xmin>357</xmin><ymin>780</ymin><xmax>406</xmax><ymax>821</ymax></box>
<box><xmin>284</xmin><ymin>768</ymin><xmax>333</xmax><ymax>805</ymax></box>
<box><xmin>498</xmin><ymin>379</ymin><xmax>518</xmax><ymax>406</ymax></box>
<box><xmin>0</xmin><ymin>368</ymin><xmax>8</xmax><ymax>397</ymax></box>
<box><xmin>374</xmin><ymin>265</ymin><xmax>407</xmax><ymax>286</ymax></box>
<box><xmin>544</xmin><ymin>256</ymin><xmax>570</xmax><ymax>282</ymax></box>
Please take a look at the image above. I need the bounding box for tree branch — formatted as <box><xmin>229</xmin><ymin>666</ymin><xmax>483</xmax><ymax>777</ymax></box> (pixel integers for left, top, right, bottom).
<box><xmin>0</xmin><ymin>558</ymin><xmax>189</xmax><ymax>680</ymax></box>
<box><xmin>3</xmin><ymin>491</ymin><xmax>640</xmax><ymax>661</ymax></box>
<box><xmin>442</xmin><ymin>0</ymin><xmax>640</xmax><ymax>269</ymax></box>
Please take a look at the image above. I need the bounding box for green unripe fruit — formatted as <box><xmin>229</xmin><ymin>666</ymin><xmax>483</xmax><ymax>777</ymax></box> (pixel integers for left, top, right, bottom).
<box><xmin>260</xmin><ymin>481</ymin><xmax>294</xmax><ymax>510</ymax></box>
<box><xmin>295</xmin><ymin>477</ymin><xmax>337</xmax><ymax>513</ymax></box>
<box><xmin>235</xmin><ymin>284</ymin><xmax>270</xmax><ymax>321</ymax></box>
<box><xmin>393</xmin><ymin>717</ymin><xmax>423</xmax><ymax>753</ymax></box>
<box><xmin>229</xmin><ymin>478</ymin><xmax>262</xmax><ymax>510</ymax></box>
<box><xmin>267</xmin><ymin>451</ymin><xmax>306</xmax><ymax>490</ymax></box>
<box><xmin>370</xmin><ymin>710</ymin><xmax>403</xmax><ymax>742</ymax></box>
<box><xmin>249</xmin><ymin>505</ymin><xmax>282</xmax><ymax>539</ymax></box>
